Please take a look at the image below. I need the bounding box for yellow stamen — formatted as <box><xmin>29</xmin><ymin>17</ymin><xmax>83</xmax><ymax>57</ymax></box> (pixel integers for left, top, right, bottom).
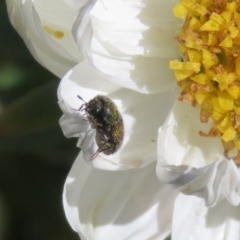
<box><xmin>172</xmin><ymin>0</ymin><xmax>240</xmax><ymax>161</ymax></box>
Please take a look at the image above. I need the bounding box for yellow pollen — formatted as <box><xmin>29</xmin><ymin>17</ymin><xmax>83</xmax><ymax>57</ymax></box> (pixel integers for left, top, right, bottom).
<box><xmin>43</xmin><ymin>25</ymin><xmax>65</xmax><ymax>39</ymax></box>
<box><xmin>171</xmin><ymin>0</ymin><xmax>240</xmax><ymax>162</ymax></box>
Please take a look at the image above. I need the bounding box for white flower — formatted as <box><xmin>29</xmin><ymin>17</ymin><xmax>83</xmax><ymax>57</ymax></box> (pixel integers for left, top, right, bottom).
<box><xmin>9</xmin><ymin>0</ymin><xmax>240</xmax><ymax>239</ymax></box>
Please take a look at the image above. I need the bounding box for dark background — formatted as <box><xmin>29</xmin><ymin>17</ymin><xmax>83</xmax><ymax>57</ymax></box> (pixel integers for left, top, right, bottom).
<box><xmin>0</xmin><ymin>1</ymin><xmax>79</xmax><ymax>239</ymax></box>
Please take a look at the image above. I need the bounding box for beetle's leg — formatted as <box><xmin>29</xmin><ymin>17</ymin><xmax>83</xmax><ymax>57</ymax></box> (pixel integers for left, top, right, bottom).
<box><xmin>86</xmin><ymin>116</ymin><xmax>97</xmax><ymax>129</ymax></box>
<box><xmin>97</xmin><ymin>128</ymin><xmax>109</xmax><ymax>140</ymax></box>
<box><xmin>70</xmin><ymin>103</ymin><xmax>86</xmax><ymax>112</ymax></box>
<box><xmin>89</xmin><ymin>130</ymin><xmax>111</xmax><ymax>160</ymax></box>
<box><xmin>89</xmin><ymin>142</ymin><xmax>108</xmax><ymax>160</ymax></box>
<box><xmin>87</xmin><ymin>118</ymin><xmax>103</xmax><ymax>129</ymax></box>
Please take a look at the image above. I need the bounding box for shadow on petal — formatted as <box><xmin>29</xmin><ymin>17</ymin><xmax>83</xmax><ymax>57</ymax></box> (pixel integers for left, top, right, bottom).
<box><xmin>63</xmin><ymin>153</ymin><xmax>178</xmax><ymax>239</ymax></box>
<box><xmin>172</xmin><ymin>194</ymin><xmax>240</xmax><ymax>240</ymax></box>
<box><xmin>206</xmin><ymin>198</ymin><xmax>240</xmax><ymax>227</ymax></box>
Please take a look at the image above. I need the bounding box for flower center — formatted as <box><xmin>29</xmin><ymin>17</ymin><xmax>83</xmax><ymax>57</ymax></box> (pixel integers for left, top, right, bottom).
<box><xmin>170</xmin><ymin>0</ymin><xmax>240</xmax><ymax>163</ymax></box>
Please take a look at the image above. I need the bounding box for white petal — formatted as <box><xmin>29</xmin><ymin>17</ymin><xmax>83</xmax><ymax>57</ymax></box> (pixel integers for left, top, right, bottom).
<box><xmin>6</xmin><ymin>0</ymin><xmax>82</xmax><ymax>77</ymax></box>
<box><xmin>172</xmin><ymin>194</ymin><xmax>240</xmax><ymax>240</ymax></box>
<box><xmin>58</xmin><ymin>100</ymin><xmax>89</xmax><ymax>138</ymax></box>
<box><xmin>26</xmin><ymin>32</ymin><xmax>77</xmax><ymax>77</ymax></box>
<box><xmin>64</xmin><ymin>0</ymin><xmax>94</xmax><ymax>10</ymax></box>
<box><xmin>220</xmin><ymin>161</ymin><xmax>240</xmax><ymax>206</ymax></box>
<box><xmin>33</xmin><ymin>0</ymin><xmax>82</xmax><ymax>62</ymax></box>
<box><xmin>63</xmin><ymin>153</ymin><xmax>178</xmax><ymax>240</ymax></box>
<box><xmin>90</xmin><ymin>50</ymin><xmax>177</xmax><ymax>94</ymax></box>
<box><xmin>156</xmin><ymin>101</ymin><xmax>240</xmax><ymax>206</ymax></box>
<box><xmin>71</xmin><ymin>0</ymin><xmax>97</xmax><ymax>60</ymax></box>
<box><xmin>58</xmin><ymin>61</ymin><xmax>178</xmax><ymax>170</ymax></box>
<box><xmin>6</xmin><ymin>0</ymin><xmax>25</xmax><ymax>38</ymax></box>
<box><xmin>90</xmin><ymin>0</ymin><xmax>180</xmax><ymax>58</ymax></box>
<box><xmin>58</xmin><ymin>61</ymin><xmax>121</xmax><ymax>110</ymax></box>
<box><xmin>158</xmin><ymin>101</ymin><xmax>224</xmax><ymax>168</ymax></box>
<box><xmin>73</xmin><ymin>0</ymin><xmax>180</xmax><ymax>93</ymax></box>
<box><xmin>157</xmin><ymin>156</ymin><xmax>227</xmax><ymax>206</ymax></box>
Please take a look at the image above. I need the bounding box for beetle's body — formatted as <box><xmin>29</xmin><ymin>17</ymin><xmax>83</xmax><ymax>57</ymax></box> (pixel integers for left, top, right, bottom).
<box><xmin>82</xmin><ymin>95</ymin><xmax>124</xmax><ymax>159</ymax></box>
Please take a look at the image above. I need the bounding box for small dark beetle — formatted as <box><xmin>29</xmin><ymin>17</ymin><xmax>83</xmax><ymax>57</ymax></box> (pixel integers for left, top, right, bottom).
<box><xmin>78</xmin><ymin>95</ymin><xmax>124</xmax><ymax>160</ymax></box>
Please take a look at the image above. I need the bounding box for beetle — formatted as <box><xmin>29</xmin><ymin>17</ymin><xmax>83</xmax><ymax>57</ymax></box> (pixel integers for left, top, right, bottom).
<box><xmin>78</xmin><ymin>95</ymin><xmax>124</xmax><ymax>160</ymax></box>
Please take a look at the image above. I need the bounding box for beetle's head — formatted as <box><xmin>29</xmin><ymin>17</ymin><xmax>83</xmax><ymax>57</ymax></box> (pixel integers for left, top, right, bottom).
<box><xmin>86</xmin><ymin>97</ymin><xmax>103</xmax><ymax>115</ymax></box>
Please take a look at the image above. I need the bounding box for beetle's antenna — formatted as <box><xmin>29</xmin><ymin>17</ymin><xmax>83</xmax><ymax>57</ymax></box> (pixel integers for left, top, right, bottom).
<box><xmin>77</xmin><ymin>95</ymin><xmax>85</xmax><ymax>102</ymax></box>
<box><xmin>77</xmin><ymin>95</ymin><xmax>87</xmax><ymax>111</ymax></box>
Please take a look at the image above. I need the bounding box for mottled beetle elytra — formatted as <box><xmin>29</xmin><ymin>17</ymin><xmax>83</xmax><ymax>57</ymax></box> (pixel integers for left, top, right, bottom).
<box><xmin>78</xmin><ymin>95</ymin><xmax>124</xmax><ymax>160</ymax></box>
